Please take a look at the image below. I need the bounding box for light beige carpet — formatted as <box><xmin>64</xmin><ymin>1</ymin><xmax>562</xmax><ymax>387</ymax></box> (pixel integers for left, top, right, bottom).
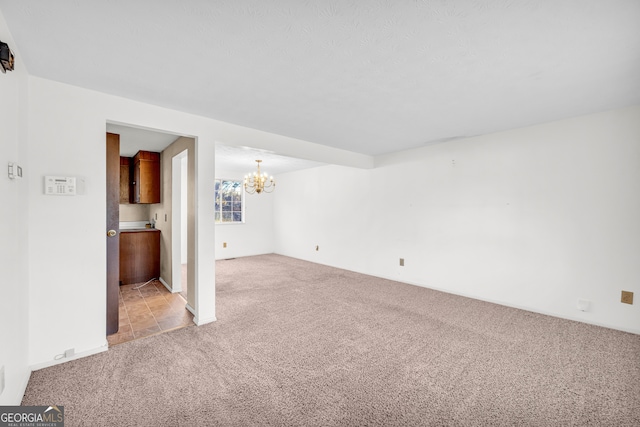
<box><xmin>22</xmin><ymin>254</ymin><xmax>640</xmax><ymax>426</ymax></box>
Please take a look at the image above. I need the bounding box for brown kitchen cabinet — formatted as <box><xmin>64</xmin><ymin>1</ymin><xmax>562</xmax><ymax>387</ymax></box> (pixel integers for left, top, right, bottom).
<box><xmin>119</xmin><ymin>229</ymin><xmax>161</xmax><ymax>285</ymax></box>
<box><xmin>119</xmin><ymin>156</ymin><xmax>132</xmax><ymax>203</ymax></box>
<box><xmin>133</xmin><ymin>150</ymin><xmax>161</xmax><ymax>204</ymax></box>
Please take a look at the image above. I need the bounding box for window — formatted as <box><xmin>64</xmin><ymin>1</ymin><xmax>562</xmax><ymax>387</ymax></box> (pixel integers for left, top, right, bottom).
<box><xmin>215</xmin><ymin>179</ymin><xmax>244</xmax><ymax>223</ymax></box>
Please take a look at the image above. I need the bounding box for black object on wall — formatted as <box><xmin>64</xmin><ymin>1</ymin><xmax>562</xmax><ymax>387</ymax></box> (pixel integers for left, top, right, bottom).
<box><xmin>0</xmin><ymin>40</ymin><xmax>15</xmax><ymax>73</ymax></box>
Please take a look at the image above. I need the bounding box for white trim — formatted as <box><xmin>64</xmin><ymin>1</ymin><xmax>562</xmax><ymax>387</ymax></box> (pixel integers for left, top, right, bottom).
<box><xmin>185</xmin><ymin>303</ymin><xmax>217</xmax><ymax>325</ymax></box>
<box><xmin>192</xmin><ymin>138</ymin><xmax>217</xmax><ymax>327</ymax></box>
<box><xmin>11</xmin><ymin>369</ymin><xmax>32</xmax><ymax>406</ymax></box>
<box><xmin>171</xmin><ymin>150</ymin><xmax>188</xmax><ymax>293</ymax></box>
<box><xmin>372</xmin><ymin>271</ymin><xmax>640</xmax><ymax>336</ymax></box>
<box><xmin>158</xmin><ymin>277</ymin><xmax>178</xmax><ymax>293</ymax></box>
<box><xmin>278</xmin><ymin>254</ymin><xmax>640</xmax><ymax>336</ymax></box>
<box><xmin>214</xmin><ymin>178</ymin><xmax>245</xmax><ymax>225</ymax></box>
<box><xmin>193</xmin><ymin>315</ymin><xmax>217</xmax><ymax>326</ymax></box>
<box><xmin>30</xmin><ymin>344</ymin><xmax>109</xmax><ymax>371</ymax></box>
<box><xmin>185</xmin><ymin>303</ymin><xmax>196</xmax><ymax>316</ymax></box>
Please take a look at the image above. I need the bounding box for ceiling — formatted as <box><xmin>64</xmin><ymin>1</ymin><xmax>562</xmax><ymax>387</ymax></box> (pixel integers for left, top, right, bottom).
<box><xmin>2</xmin><ymin>1</ymin><xmax>640</xmax><ymax>157</ymax></box>
<box><xmin>215</xmin><ymin>144</ymin><xmax>324</xmax><ymax>175</ymax></box>
<box><xmin>107</xmin><ymin>124</ymin><xmax>181</xmax><ymax>157</ymax></box>
<box><xmin>108</xmin><ymin>123</ymin><xmax>324</xmax><ymax>174</ymax></box>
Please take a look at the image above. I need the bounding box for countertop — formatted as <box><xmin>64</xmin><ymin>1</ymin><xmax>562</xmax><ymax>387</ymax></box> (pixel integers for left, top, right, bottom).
<box><xmin>119</xmin><ymin>221</ymin><xmax>158</xmax><ymax>232</ymax></box>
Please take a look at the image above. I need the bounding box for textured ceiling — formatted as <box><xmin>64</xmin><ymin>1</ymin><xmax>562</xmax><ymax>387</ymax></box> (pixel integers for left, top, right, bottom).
<box><xmin>2</xmin><ymin>0</ymin><xmax>640</xmax><ymax>156</ymax></box>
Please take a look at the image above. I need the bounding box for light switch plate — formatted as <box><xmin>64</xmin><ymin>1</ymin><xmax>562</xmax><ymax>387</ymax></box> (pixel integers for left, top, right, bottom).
<box><xmin>621</xmin><ymin>291</ymin><xmax>634</xmax><ymax>305</ymax></box>
<box><xmin>7</xmin><ymin>162</ymin><xmax>21</xmax><ymax>180</ymax></box>
<box><xmin>0</xmin><ymin>365</ymin><xmax>5</xmax><ymax>395</ymax></box>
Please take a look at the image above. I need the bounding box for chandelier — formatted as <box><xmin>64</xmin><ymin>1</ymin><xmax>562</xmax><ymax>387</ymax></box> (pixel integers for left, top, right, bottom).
<box><xmin>244</xmin><ymin>160</ymin><xmax>275</xmax><ymax>194</ymax></box>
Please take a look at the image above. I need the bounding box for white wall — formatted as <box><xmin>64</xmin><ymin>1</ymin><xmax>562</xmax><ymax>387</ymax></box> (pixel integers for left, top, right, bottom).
<box><xmin>5</xmin><ymin>7</ymin><xmax>637</xmax><ymax>405</ymax></box>
<box><xmin>0</xmin><ymin>10</ymin><xmax>30</xmax><ymax>404</ymax></box>
<box><xmin>153</xmin><ymin>137</ymin><xmax>195</xmax><ymax>294</ymax></box>
<box><xmin>274</xmin><ymin>106</ymin><xmax>640</xmax><ymax>334</ymax></box>
<box><xmin>21</xmin><ymin>74</ymin><xmax>358</xmax><ymax>369</ymax></box>
<box><xmin>24</xmin><ymin>78</ymin><xmax>222</xmax><ymax>366</ymax></box>
<box><xmin>214</xmin><ymin>169</ymin><xmax>275</xmax><ymax>259</ymax></box>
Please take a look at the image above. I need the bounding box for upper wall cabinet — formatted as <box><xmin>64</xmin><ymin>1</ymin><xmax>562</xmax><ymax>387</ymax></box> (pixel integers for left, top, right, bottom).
<box><xmin>133</xmin><ymin>150</ymin><xmax>161</xmax><ymax>204</ymax></box>
<box><xmin>119</xmin><ymin>156</ymin><xmax>132</xmax><ymax>204</ymax></box>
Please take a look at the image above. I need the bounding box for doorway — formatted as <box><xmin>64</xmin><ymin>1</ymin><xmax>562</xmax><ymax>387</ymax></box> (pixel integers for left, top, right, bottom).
<box><xmin>171</xmin><ymin>150</ymin><xmax>189</xmax><ymax>300</ymax></box>
<box><xmin>105</xmin><ymin>125</ymin><xmax>199</xmax><ymax>344</ymax></box>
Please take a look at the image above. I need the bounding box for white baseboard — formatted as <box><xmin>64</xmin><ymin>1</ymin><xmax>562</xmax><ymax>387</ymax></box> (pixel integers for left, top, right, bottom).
<box><xmin>193</xmin><ymin>315</ymin><xmax>217</xmax><ymax>326</ymax></box>
<box><xmin>158</xmin><ymin>277</ymin><xmax>178</xmax><ymax>293</ymax></box>
<box><xmin>184</xmin><ymin>304</ymin><xmax>216</xmax><ymax>326</ymax></box>
<box><xmin>185</xmin><ymin>303</ymin><xmax>196</xmax><ymax>316</ymax></box>
<box><xmin>0</xmin><ymin>369</ymin><xmax>32</xmax><ymax>405</ymax></box>
<box><xmin>29</xmin><ymin>344</ymin><xmax>108</xmax><ymax>372</ymax></box>
<box><xmin>16</xmin><ymin>368</ymin><xmax>31</xmax><ymax>404</ymax></box>
<box><xmin>374</xmin><ymin>273</ymin><xmax>640</xmax><ymax>336</ymax></box>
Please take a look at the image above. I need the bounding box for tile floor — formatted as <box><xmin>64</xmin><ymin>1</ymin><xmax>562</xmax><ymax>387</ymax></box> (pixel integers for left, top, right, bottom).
<box><xmin>107</xmin><ymin>280</ymin><xmax>193</xmax><ymax>346</ymax></box>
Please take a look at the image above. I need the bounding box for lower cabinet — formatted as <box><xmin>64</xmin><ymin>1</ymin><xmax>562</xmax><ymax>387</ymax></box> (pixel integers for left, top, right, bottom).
<box><xmin>119</xmin><ymin>229</ymin><xmax>161</xmax><ymax>285</ymax></box>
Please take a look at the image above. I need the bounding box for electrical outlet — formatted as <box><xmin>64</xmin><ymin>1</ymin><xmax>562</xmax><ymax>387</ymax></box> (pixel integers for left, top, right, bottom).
<box><xmin>223</xmin><ymin>242</ymin><xmax>227</xmax><ymax>248</ymax></box>
<box><xmin>0</xmin><ymin>365</ymin><xmax>5</xmax><ymax>395</ymax></box>
<box><xmin>164</xmin><ymin>214</ymin><xmax>167</xmax><ymax>222</ymax></box>
<box><xmin>315</xmin><ymin>245</ymin><xmax>319</xmax><ymax>251</ymax></box>
<box><xmin>65</xmin><ymin>348</ymin><xmax>75</xmax><ymax>358</ymax></box>
<box><xmin>621</xmin><ymin>291</ymin><xmax>634</xmax><ymax>305</ymax></box>
<box><xmin>399</xmin><ymin>258</ymin><xmax>405</xmax><ymax>267</ymax></box>
<box><xmin>577</xmin><ymin>299</ymin><xmax>590</xmax><ymax>311</ymax></box>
